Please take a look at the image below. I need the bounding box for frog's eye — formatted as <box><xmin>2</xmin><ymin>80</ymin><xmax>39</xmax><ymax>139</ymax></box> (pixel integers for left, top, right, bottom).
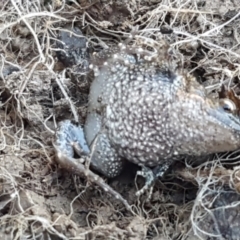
<box><xmin>220</xmin><ymin>98</ymin><xmax>236</xmax><ymax>113</ymax></box>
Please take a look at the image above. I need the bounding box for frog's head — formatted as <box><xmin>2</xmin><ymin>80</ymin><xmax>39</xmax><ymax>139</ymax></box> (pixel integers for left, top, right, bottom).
<box><xmin>175</xmin><ymin>83</ymin><xmax>240</xmax><ymax>155</ymax></box>
<box><xmin>208</xmin><ymin>87</ymin><xmax>240</xmax><ymax>147</ymax></box>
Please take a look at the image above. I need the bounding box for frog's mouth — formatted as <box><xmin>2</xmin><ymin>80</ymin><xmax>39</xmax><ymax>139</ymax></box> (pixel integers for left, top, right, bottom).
<box><xmin>209</xmin><ymin>107</ymin><xmax>240</xmax><ymax>133</ymax></box>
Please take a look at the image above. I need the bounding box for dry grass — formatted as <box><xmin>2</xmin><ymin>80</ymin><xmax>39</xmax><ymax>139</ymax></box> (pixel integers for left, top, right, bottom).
<box><xmin>1</xmin><ymin>0</ymin><xmax>240</xmax><ymax>239</ymax></box>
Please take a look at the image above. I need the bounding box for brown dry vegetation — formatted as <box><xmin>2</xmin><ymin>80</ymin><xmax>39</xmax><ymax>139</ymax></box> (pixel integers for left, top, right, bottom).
<box><xmin>1</xmin><ymin>0</ymin><xmax>240</xmax><ymax>239</ymax></box>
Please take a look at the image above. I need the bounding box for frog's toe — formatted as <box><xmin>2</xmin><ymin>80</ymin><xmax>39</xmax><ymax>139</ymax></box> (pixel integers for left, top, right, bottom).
<box><xmin>54</xmin><ymin>120</ymin><xmax>90</xmax><ymax>157</ymax></box>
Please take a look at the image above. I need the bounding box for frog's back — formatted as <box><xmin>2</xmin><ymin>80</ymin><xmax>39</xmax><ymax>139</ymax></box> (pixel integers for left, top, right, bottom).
<box><xmin>85</xmin><ymin>44</ymin><xmax>240</xmax><ymax>167</ymax></box>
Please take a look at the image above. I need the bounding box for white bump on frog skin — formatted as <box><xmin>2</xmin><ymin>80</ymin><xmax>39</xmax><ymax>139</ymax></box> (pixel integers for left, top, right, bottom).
<box><xmin>93</xmin><ymin>67</ymin><xmax>100</xmax><ymax>76</ymax></box>
<box><xmin>118</xmin><ymin>43</ymin><xmax>126</xmax><ymax>50</ymax></box>
<box><xmin>144</xmin><ymin>56</ymin><xmax>153</xmax><ymax>61</ymax></box>
<box><xmin>137</xmin><ymin>47</ymin><xmax>143</xmax><ymax>53</ymax></box>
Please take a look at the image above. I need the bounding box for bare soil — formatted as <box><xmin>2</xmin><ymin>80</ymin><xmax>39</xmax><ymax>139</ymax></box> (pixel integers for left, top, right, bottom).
<box><xmin>1</xmin><ymin>0</ymin><xmax>240</xmax><ymax>239</ymax></box>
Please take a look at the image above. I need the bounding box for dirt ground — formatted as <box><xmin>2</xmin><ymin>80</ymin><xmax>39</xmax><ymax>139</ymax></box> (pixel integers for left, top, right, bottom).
<box><xmin>1</xmin><ymin>0</ymin><xmax>240</xmax><ymax>239</ymax></box>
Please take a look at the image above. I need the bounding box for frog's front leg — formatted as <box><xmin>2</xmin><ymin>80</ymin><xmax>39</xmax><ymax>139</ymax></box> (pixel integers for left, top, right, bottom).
<box><xmin>136</xmin><ymin>161</ymin><xmax>173</xmax><ymax>199</ymax></box>
<box><xmin>53</xmin><ymin>120</ymin><xmax>132</xmax><ymax>211</ymax></box>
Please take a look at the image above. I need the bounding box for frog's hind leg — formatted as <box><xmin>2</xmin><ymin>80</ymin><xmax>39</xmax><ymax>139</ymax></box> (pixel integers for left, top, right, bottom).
<box><xmin>53</xmin><ymin>120</ymin><xmax>132</xmax><ymax>212</ymax></box>
<box><xmin>89</xmin><ymin>132</ymin><xmax>125</xmax><ymax>178</ymax></box>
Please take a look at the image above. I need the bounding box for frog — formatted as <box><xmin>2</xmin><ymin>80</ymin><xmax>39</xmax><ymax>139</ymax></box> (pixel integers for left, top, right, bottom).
<box><xmin>53</xmin><ymin>38</ymin><xmax>240</xmax><ymax>210</ymax></box>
